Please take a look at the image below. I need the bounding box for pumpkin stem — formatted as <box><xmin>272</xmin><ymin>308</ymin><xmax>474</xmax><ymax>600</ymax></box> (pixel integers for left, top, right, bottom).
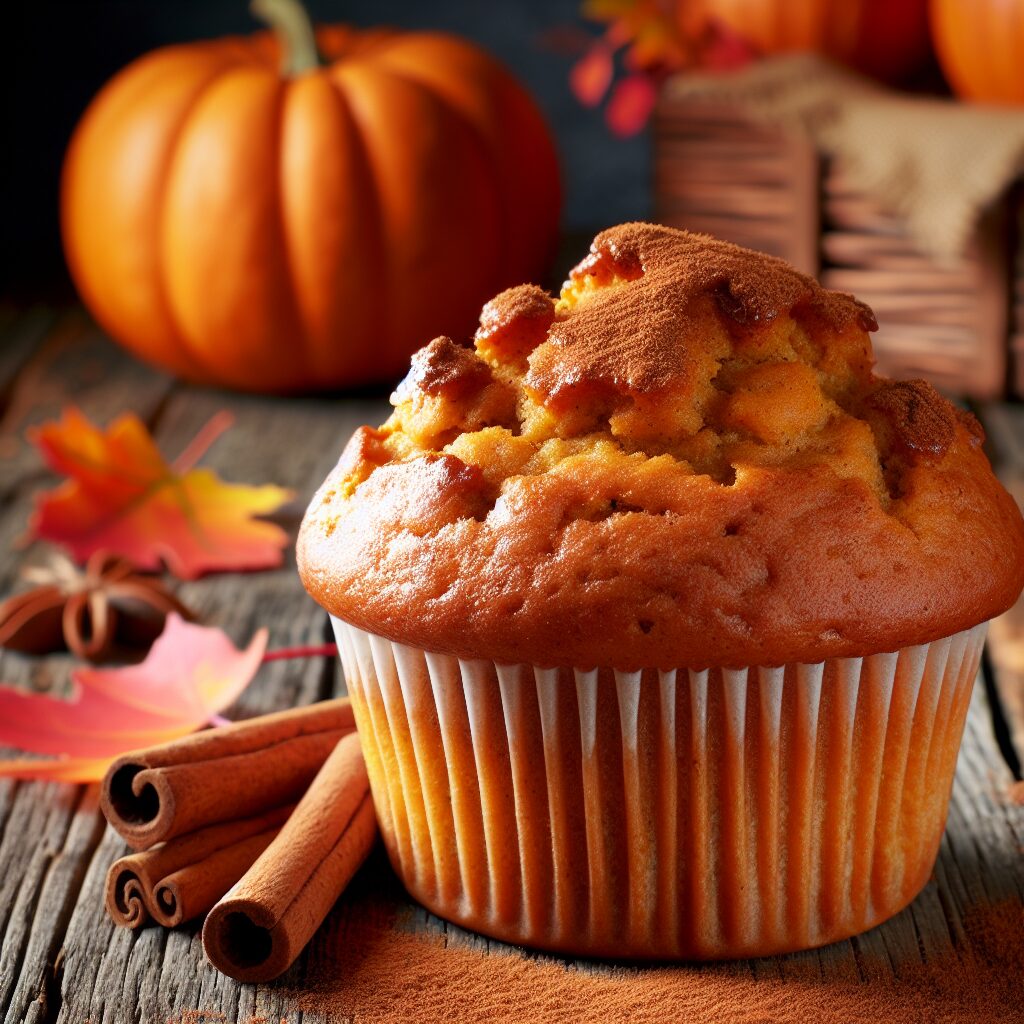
<box><xmin>251</xmin><ymin>0</ymin><xmax>320</xmax><ymax>76</ymax></box>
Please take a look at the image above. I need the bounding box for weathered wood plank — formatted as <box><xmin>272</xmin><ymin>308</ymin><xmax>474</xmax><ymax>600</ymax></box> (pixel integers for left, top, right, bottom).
<box><xmin>0</xmin><ymin>786</ymin><xmax>105</xmax><ymax>1024</ymax></box>
<box><xmin>989</xmin><ymin>607</ymin><xmax>1024</xmax><ymax>767</ymax></box>
<box><xmin>0</xmin><ymin>308</ymin><xmax>59</xmax><ymax>418</ymax></box>
<box><xmin>0</xmin><ymin>315</ymin><xmax>173</xmax><ymax>500</ymax></box>
<box><xmin>149</xmin><ymin>386</ymin><xmax>390</xmax><ymax>502</ymax></box>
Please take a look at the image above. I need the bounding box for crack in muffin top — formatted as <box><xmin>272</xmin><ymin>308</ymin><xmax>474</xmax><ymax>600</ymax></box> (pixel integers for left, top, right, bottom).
<box><xmin>299</xmin><ymin>223</ymin><xmax>1024</xmax><ymax>669</ymax></box>
<box><xmin>352</xmin><ymin>222</ymin><xmax>954</xmax><ymax>506</ymax></box>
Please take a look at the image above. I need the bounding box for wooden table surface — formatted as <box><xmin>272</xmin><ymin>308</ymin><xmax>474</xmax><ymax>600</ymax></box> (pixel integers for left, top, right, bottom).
<box><xmin>1</xmin><ymin>305</ymin><xmax>1023</xmax><ymax>1024</ymax></box>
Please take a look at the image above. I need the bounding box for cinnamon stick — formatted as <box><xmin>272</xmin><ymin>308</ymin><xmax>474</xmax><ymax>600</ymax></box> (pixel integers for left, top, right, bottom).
<box><xmin>105</xmin><ymin>805</ymin><xmax>293</xmax><ymax>929</ymax></box>
<box><xmin>202</xmin><ymin>731</ymin><xmax>376</xmax><ymax>982</ymax></box>
<box><xmin>101</xmin><ymin>698</ymin><xmax>356</xmax><ymax>849</ymax></box>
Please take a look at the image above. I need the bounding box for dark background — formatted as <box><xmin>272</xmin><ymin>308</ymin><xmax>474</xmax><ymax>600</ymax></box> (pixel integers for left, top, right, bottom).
<box><xmin>2</xmin><ymin>0</ymin><xmax>649</xmax><ymax>295</ymax></box>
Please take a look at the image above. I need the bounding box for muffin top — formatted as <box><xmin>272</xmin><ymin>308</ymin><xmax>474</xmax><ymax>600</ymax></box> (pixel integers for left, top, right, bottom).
<box><xmin>298</xmin><ymin>223</ymin><xmax>1024</xmax><ymax>669</ymax></box>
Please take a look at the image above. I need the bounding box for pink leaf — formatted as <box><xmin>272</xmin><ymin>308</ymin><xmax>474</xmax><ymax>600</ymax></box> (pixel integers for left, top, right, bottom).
<box><xmin>0</xmin><ymin>614</ymin><xmax>267</xmax><ymax>782</ymax></box>
<box><xmin>605</xmin><ymin>74</ymin><xmax>658</xmax><ymax>136</ymax></box>
<box><xmin>570</xmin><ymin>43</ymin><xmax>614</xmax><ymax>107</ymax></box>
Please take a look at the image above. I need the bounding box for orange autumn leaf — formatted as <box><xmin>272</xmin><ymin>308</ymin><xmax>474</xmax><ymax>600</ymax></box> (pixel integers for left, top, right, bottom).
<box><xmin>570</xmin><ymin>43</ymin><xmax>615</xmax><ymax>106</ymax></box>
<box><xmin>571</xmin><ymin>0</ymin><xmax>756</xmax><ymax>134</ymax></box>
<box><xmin>27</xmin><ymin>407</ymin><xmax>294</xmax><ymax>579</ymax></box>
<box><xmin>0</xmin><ymin>614</ymin><xmax>266</xmax><ymax>783</ymax></box>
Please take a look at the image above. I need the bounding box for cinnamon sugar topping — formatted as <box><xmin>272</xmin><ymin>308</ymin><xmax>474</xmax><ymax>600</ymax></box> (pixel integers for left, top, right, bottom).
<box><xmin>568</xmin><ymin>239</ymin><xmax>644</xmax><ymax>286</ymax></box>
<box><xmin>866</xmin><ymin>380</ymin><xmax>957</xmax><ymax>461</ymax></box>
<box><xmin>477</xmin><ymin>285</ymin><xmax>554</xmax><ymax>338</ymax></box>
<box><xmin>854</xmin><ymin>298</ymin><xmax>879</xmax><ymax>332</ymax></box>
<box><xmin>373</xmin><ymin>224</ymin><xmax>970</xmax><ymax>502</ymax></box>
<box><xmin>955</xmin><ymin>407</ymin><xmax>986</xmax><ymax>447</ymax></box>
<box><xmin>526</xmin><ymin>223</ymin><xmax>871</xmax><ymax>400</ymax></box>
<box><xmin>394</xmin><ymin>336</ymin><xmax>491</xmax><ymax>401</ymax></box>
<box><xmin>475</xmin><ymin>285</ymin><xmax>555</xmax><ymax>364</ymax></box>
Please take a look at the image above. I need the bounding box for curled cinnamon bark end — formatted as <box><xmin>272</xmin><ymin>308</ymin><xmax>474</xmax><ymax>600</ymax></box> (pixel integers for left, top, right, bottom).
<box><xmin>102</xmin><ymin>761</ymin><xmax>172</xmax><ymax>845</ymax></box>
<box><xmin>149</xmin><ymin>823</ymin><xmax>284</xmax><ymax>928</ymax></box>
<box><xmin>104</xmin><ymin>806</ymin><xmax>292</xmax><ymax>930</ymax></box>
<box><xmin>202</xmin><ymin>732</ymin><xmax>376</xmax><ymax>982</ymax></box>
<box><xmin>104</xmin><ymin>862</ymin><xmax>150</xmax><ymax>929</ymax></box>
<box><xmin>100</xmin><ymin>698</ymin><xmax>357</xmax><ymax>849</ymax></box>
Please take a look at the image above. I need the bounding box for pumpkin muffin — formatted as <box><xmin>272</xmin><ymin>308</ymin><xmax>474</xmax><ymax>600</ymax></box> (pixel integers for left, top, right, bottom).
<box><xmin>298</xmin><ymin>223</ymin><xmax>1024</xmax><ymax>958</ymax></box>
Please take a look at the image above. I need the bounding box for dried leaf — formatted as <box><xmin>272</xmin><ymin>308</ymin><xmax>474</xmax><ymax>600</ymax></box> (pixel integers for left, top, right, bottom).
<box><xmin>570</xmin><ymin>43</ymin><xmax>614</xmax><ymax>107</ymax></box>
<box><xmin>0</xmin><ymin>614</ymin><xmax>267</xmax><ymax>782</ymax></box>
<box><xmin>27</xmin><ymin>408</ymin><xmax>294</xmax><ymax>579</ymax></box>
<box><xmin>572</xmin><ymin>0</ymin><xmax>754</xmax><ymax>132</ymax></box>
<box><xmin>605</xmin><ymin>73</ymin><xmax>658</xmax><ymax>136</ymax></box>
<box><xmin>621</xmin><ymin>17</ymin><xmax>685</xmax><ymax>70</ymax></box>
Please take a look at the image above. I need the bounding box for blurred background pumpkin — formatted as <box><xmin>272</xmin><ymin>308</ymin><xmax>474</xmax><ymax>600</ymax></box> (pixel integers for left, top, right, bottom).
<box><xmin>60</xmin><ymin>0</ymin><xmax>561</xmax><ymax>392</ymax></box>
<box><xmin>701</xmin><ymin>0</ymin><xmax>931</xmax><ymax>83</ymax></box>
<box><xmin>930</xmin><ymin>0</ymin><xmax>1024</xmax><ymax>104</ymax></box>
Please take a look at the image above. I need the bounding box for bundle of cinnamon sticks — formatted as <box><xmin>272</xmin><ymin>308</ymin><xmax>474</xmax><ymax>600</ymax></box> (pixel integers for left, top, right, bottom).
<box><xmin>101</xmin><ymin>698</ymin><xmax>377</xmax><ymax>982</ymax></box>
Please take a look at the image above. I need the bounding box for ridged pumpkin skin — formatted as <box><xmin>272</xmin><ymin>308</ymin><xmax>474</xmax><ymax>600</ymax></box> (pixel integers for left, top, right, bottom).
<box><xmin>61</xmin><ymin>27</ymin><xmax>561</xmax><ymax>392</ymax></box>
<box><xmin>931</xmin><ymin>0</ymin><xmax>1024</xmax><ymax>104</ymax></box>
<box><xmin>702</xmin><ymin>0</ymin><xmax>930</xmax><ymax>82</ymax></box>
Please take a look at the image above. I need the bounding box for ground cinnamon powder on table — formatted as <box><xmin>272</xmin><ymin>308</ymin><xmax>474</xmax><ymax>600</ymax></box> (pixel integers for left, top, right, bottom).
<box><xmin>294</xmin><ymin>882</ymin><xmax>1024</xmax><ymax>1024</ymax></box>
<box><xmin>169</xmin><ymin>1013</ymin><xmax>282</xmax><ymax>1024</ymax></box>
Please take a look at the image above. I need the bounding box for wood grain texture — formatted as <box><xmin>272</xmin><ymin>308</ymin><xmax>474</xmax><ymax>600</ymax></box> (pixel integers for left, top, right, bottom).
<box><xmin>0</xmin><ymin>308</ymin><xmax>59</xmax><ymax>421</ymax></box>
<box><xmin>0</xmin><ymin>312</ymin><xmax>1022</xmax><ymax>1023</ymax></box>
<box><xmin>652</xmin><ymin>98</ymin><xmax>819</xmax><ymax>275</ymax></box>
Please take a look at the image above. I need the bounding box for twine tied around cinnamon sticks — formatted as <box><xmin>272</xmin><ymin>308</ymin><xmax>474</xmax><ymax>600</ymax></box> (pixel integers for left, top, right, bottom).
<box><xmin>100</xmin><ymin>698</ymin><xmax>377</xmax><ymax>982</ymax></box>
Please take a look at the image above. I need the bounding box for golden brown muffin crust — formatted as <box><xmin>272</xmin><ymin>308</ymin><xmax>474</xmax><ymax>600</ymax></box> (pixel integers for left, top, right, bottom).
<box><xmin>298</xmin><ymin>223</ymin><xmax>1024</xmax><ymax>669</ymax></box>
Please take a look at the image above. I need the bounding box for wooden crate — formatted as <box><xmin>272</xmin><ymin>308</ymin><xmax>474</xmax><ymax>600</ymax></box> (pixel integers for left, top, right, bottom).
<box><xmin>653</xmin><ymin>96</ymin><xmax>1013</xmax><ymax>399</ymax></box>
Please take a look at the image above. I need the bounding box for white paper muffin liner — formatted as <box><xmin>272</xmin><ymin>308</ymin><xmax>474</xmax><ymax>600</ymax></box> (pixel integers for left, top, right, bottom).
<box><xmin>332</xmin><ymin>617</ymin><xmax>987</xmax><ymax>959</ymax></box>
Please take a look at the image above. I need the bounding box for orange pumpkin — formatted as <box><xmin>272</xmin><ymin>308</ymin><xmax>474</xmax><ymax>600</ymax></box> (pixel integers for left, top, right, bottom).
<box><xmin>700</xmin><ymin>0</ymin><xmax>930</xmax><ymax>82</ymax></box>
<box><xmin>61</xmin><ymin>0</ymin><xmax>561</xmax><ymax>392</ymax></box>
<box><xmin>931</xmin><ymin>0</ymin><xmax>1024</xmax><ymax>103</ymax></box>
